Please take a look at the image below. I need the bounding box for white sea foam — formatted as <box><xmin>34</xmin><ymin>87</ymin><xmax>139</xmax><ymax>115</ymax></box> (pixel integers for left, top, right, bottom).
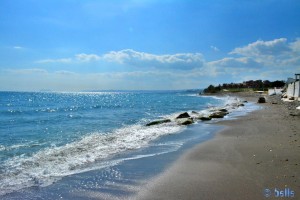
<box><xmin>0</xmin><ymin>122</ymin><xmax>183</xmax><ymax>195</ymax></box>
<box><xmin>0</xmin><ymin>145</ymin><xmax>5</xmax><ymax>151</ymax></box>
<box><xmin>0</xmin><ymin>142</ymin><xmax>46</xmax><ymax>152</ymax></box>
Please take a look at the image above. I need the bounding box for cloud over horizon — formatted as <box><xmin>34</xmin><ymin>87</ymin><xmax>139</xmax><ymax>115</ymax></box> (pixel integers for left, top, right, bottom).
<box><xmin>102</xmin><ymin>49</ymin><xmax>205</xmax><ymax>69</ymax></box>
<box><xmin>36</xmin><ymin>49</ymin><xmax>205</xmax><ymax>70</ymax></box>
<box><xmin>2</xmin><ymin>38</ymin><xmax>300</xmax><ymax>91</ymax></box>
<box><xmin>35</xmin><ymin>38</ymin><xmax>300</xmax><ymax>70</ymax></box>
<box><xmin>230</xmin><ymin>38</ymin><xmax>300</xmax><ymax>67</ymax></box>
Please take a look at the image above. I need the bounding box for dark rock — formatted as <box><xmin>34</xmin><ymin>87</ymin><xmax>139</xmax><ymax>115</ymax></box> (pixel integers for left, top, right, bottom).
<box><xmin>176</xmin><ymin>112</ymin><xmax>190</xmax><ymax>119</ymax></box>
<box><xmin>176</xmin><ymin>118</ymin><xmax>194</xmax><ymax>125</ymax></box>
<box><xmin>192</xmin><ymin>111</ymin><xmax>199</xmax><ymax>114</ymax></box>
<box><xmin>146</xmin><ymin>119</ymin><xmax>171</xmax><ymax>126</ymax></box>
<box><xmin>231</xmin><ymin>102</ymin><xmax>244</xmax><ymax>108</ymax></box>
<box><xmin>290</xmin><ymin>113</ymin><xmax>300</xmax><ymax>117</ymax></box>
<box><xmin>219</xmin><ymin>108</ymin><xmax>228</xmax><ymax>112</ymax></box>
<box><xmin>243</xmin><ymin>101</ymin><xmax>248</xmax><ymax>103</ymax></box>
<box><xmin>193</xmin><ymin>113</ymin><xmax>212</xmax><ymax>121</ymax></box>
<box><xmin>210</xmin><ymin>114</ymin><xmax>224</xmax><ymax>118</ymax></box>
<box><xmin>198</xmin><ymin>116</ymin><xmax>212</xmax><ymax>121</ymax></box>
<box><xmin>209</xmin><ymin>111</ymin><xmax>227</xmax><ymax>118</ymax></box>
<box><xmin>257</xmin><ymin>97</ymin><xmax>266</xmax><ymax>103</ymax></box>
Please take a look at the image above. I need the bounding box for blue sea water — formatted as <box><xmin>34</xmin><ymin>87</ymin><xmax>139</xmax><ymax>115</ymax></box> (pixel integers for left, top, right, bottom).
<box><xmin>0</xmin><ymin>90</ymin><xmax>257</xmax><ymax>199</ymax></box>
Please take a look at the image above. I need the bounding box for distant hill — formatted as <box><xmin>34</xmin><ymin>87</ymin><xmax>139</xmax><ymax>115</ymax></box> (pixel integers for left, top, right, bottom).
<box><xmin>203</xmin><ymin>80</ymin><xmax>285</xmax><ymax>93</ymax></box>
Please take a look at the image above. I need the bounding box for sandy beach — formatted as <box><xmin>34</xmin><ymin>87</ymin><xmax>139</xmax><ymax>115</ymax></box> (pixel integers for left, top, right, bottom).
<box><xmin>134</xmin><ymin>93</ymin><xmax>300</xmax><ymax>200</ymax></box>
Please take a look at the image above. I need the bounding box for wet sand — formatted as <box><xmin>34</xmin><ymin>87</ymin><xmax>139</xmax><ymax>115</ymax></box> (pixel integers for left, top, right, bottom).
<box><xmin>134</xmin><ymin>94</ymin><xmax>300</xmax><ymax>200</ymax></box>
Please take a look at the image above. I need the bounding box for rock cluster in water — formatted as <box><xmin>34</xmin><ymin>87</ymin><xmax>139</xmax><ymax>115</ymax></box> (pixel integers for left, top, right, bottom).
<box><xmin>145</xmin><ymin>101</ymin><xmax>247</xmax><ymax>126</ymax></box>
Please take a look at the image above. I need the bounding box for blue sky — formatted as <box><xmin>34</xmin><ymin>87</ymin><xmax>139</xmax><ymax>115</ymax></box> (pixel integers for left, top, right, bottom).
<box><xmin>0</xmin><ymin>0</ymin><xmax>300</xmax><ymax>91</ymax></box>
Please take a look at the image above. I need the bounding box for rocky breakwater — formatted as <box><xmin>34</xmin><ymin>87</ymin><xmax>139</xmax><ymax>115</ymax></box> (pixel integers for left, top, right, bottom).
<box><xmin>145</xmin><ymin>100</ymin><xmax>247</xmax><ymax>127</ymax></box>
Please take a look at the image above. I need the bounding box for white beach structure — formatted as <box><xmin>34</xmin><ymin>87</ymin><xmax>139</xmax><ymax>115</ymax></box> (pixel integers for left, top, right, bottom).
<box><xmin>268</xmin><ymin>88</ymin><xmax>283</xmax><ymax>95</ymax></box>
<box><xmin>285</xmin><ymin>74</ymin><xmax>300</xmax><ymax>100</ymax></box>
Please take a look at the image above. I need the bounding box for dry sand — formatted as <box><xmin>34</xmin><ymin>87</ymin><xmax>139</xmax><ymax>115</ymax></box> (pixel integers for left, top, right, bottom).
<box><xmin>134</xmin><ymin>93</ymin><xmax>300</xmax><ymax>200</ymax></box>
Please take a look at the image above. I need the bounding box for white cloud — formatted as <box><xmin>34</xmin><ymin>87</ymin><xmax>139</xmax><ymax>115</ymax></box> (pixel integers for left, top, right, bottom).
<box><xmin>207</xmin><ymin>57</ymin><xmax>261</xmax><ymax>70</ymax></box>
<box><xmin>102</xmin><ymin>49</ymin><xmax>132</xmax><ymax>63</ymax></box>
<box><xmin>230</xmin><ymin>38</ymin><xmax>290</xmax><ymax>56</ymax></box>
<box><xmin>20</xmin><ymin>37</ymin><xmax>298</xmax><ymax>91</ymax></box>
<box><xmin>103</xmin><ymin>49</ymin><xmax>203</xmax><ymax>64</ymax></box>
<box><xmin>229</xmin><ymin>38</ymin><xmax>300</xmax><ymax>67</ymax></box>
<box><xmin>75</xmin><ymin>53</ymin><xmax>101</xmax><ymax>62</ymax></box>
<box><xmin>290</xmin><ymin>38</ymin><xmax>300</xmax><ymax>53</ymax></box>
<box><xmin>36</xmin><ymin>49</ymin><xmax>205</xmax><ymax>70</ymax></box>
<box><xmin>102</xmin><ymin>49</ymin><xmax>204</xmax><ymax>69</ymax></box>
<box><xmin>286</xmin><ymin>57</ymin><xmax>300</xmax><ymax>66</ymax></box>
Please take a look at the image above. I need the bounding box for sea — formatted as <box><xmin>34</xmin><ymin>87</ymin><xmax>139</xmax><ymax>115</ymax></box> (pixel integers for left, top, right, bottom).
<box><xmin>0</xmin><ymin>90</ymin><xmax>259</xmax><ymax>199</ymax></box>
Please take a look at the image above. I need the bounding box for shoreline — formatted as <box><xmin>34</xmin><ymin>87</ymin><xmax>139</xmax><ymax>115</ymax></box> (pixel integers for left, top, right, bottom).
<box><xmin>134</xmin><ymin>93</ymin><xmax>300</xmax><ymax>200</ymax></box>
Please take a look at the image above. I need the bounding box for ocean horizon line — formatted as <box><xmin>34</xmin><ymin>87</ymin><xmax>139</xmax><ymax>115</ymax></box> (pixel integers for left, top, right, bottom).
<box><xmin>0</xmin><ymin>89</ymin><xmax>203</xmax><ymax>93</ymax></box>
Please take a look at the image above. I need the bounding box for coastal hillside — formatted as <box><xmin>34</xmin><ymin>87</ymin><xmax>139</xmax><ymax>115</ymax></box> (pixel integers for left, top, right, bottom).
<box><xmin>203</xmin><ymin>80</ymin><xmax>285</xmax><ymax>93</ymax></box>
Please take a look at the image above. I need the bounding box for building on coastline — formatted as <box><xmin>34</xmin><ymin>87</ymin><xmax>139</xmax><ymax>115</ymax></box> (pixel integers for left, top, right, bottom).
<box><xmin>268</xmin><ymin>88</ymin><xmax>283</xmax><ymax>95</ymax></box>
<box><xmin>284</xmin><ymin>74</ymin><xmax>300</xmax><ymax>100</ymax></box>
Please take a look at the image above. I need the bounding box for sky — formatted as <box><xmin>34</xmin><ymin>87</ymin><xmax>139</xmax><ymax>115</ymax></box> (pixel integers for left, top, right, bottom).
<box><xmin>0</xmin><ymin>0</ymin><xmax>300</xmax><ymax>91</ymax></box>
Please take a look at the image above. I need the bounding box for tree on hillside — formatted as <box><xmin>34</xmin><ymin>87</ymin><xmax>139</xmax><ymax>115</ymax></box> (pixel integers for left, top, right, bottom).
<box><xmin>203</xmin><ymin>79</ymin><xmax>286</xmax><ymax>94</ymax></box>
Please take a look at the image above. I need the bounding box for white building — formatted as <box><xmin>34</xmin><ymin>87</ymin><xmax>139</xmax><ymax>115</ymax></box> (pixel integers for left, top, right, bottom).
<box><xmin>268</xmin><ymin>88</ymin><xmax>283</xmax><ymax>95</ymax></box>
<box><xmin>286</xmin><ymin>74</ymin><xmax>300</xmax><ymax>99</ymax></box>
